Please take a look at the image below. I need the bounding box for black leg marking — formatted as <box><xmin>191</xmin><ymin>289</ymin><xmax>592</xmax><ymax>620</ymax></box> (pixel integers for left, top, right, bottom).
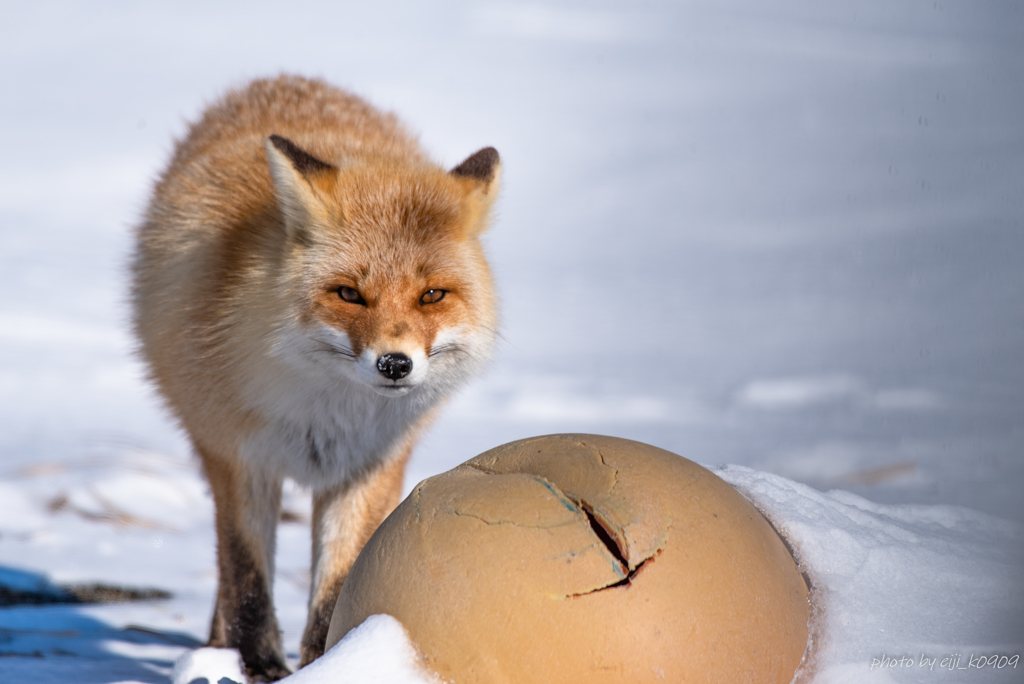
<box><xmin>219</xmin><ymin>531</ymin><xmax>291</xmax><ymax>682</ymax></box>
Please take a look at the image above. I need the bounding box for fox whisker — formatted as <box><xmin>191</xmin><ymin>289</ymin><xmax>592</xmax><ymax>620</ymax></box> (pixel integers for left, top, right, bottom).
<box><xmin>315</xmin><ymin>340</ymin><xmax>357</xmax><ymax>360</ymax></box>
<box><xmin>429</xmin><ymin>343</ymin><xmax>463</xmax><ymax>357</ymax></box>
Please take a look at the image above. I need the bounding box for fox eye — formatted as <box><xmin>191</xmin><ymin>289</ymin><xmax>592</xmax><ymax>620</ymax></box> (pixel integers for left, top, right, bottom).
<box><xmin>338</xmin><ymin>286</ymin><xmax>366</xmax><ymax>305</ymax></box>
<box><xmin>420</xmin><ymin>289</ymin><xmax>446</xmax><ymax>305</ymax></box>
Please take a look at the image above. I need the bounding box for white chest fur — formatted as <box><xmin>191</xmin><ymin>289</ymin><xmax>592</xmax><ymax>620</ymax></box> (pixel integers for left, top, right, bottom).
<box><xmin>239</xmin><ymin>364</ymin><xmax>432</xmax><ymax>489</ymax></box>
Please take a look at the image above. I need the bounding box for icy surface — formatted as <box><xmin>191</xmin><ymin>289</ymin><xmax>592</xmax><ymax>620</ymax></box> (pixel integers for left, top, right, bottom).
<box><xmin>2</xmin><ymin>0</ymin><xmax>1023</xmax><ymax>682</ymax></box>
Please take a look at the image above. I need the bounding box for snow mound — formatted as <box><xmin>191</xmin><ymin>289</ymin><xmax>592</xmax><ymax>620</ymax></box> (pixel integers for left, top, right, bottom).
<box><xmin>714</xmin><ymin>465</ymin><xmax>1024</xmax><ymax>683</ymax></box>
<box><xmin>169</xmin><ymin>617</ymin><xmax>435</xmax><ymax>684</ymax></box>
<box><xmin>171</xmin><ymin>647</ymin><xmax>246</xmax><ymax>684</ymax></box>
<box><xmin>281</xmin><ymin>614</ymin><xmax>438</xmax><ymax>684</ymax></box>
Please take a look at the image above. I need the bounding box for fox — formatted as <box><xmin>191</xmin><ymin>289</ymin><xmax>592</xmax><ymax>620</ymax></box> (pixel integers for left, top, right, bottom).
<box><xmin>131</xmin><ymin>75</ymin><xmax>499</xmax><ymax>681</ymax></box>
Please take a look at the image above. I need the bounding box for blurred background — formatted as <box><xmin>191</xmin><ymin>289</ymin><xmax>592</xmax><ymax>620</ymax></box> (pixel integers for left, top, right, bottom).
<box><xmin>1</xmin><ymin>1</ymin><xmax>1022</xmax><ymax>530</ymax></box>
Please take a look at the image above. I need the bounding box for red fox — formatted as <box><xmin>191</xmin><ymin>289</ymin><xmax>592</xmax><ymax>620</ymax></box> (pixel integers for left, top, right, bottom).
<box><xmin>132</xmin><ymin>75</ymin><xmax>499</xmax><ymax>681</ymax></box>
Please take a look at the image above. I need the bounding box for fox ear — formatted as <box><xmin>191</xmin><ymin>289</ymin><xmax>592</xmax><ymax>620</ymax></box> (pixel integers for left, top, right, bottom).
<box><xmin>450</xmin><ymin>147</ymin><xmax>501</xmax><ymax>237</ymax></box>
<box><xmin>265</xmin><ymin>135</ymin><xmax>337</xmax><ymax>242</ymax></box>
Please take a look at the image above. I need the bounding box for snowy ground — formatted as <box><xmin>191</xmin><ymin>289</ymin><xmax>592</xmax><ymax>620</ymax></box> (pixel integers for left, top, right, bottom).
<box><xmin>1</xmin><ymin>1</ymin><xmax>1022</xmax><ymax>682</ymax></box>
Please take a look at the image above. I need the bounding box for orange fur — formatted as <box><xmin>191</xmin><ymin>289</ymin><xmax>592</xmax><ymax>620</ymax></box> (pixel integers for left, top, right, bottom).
<box><xmin>132</xmin><ymin>75</ymin><xmax>499</xmax><ymax>680</ymax></box>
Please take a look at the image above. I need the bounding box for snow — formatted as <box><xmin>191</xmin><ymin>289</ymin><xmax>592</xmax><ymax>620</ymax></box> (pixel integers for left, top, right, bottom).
<box><xmin>171</xmin><ymin>647</ymin><xmax>246</xmax><ymax>684</ymax></box>
<box><xmin>716</xmin><ymin>467</ymin><xmax>1024</xmax><ymax>683</ymax></box>
<box><xmin>271</xmin><ymin>615</ymin><xmax>440</xmax><ymax>684</ymax></box>
<box><xmin>164</xmin><ymin>466</ymin><xmax>1024</xmax><ymax>684</ymax></box>
<box><xmin>3</xmin><ymin>452</ymin><xmax>1019</xmax><ymax>684</ymax></box>
<box><xmin>2</xmin><ymin>0</ymin><xmax>1023</xmax><ymax>682</ymax></box>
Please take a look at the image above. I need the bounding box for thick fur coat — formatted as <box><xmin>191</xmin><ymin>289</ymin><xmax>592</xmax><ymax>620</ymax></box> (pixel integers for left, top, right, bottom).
<box><xmin>132</xmin><ymin>75</ymin><xmax>499</xmax><ymax>680</ymax></box>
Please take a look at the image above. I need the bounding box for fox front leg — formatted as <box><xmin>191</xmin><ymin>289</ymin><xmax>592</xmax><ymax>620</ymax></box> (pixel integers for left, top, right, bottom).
<box><xmin>299</xmin><ymin>451</ymin><xmax>410</xmax><ymax>666</ymax></box>
<box><xmin>203</xmin><ymin>453</ymin><xmax>290</xmax><ymax>682</ymax></box>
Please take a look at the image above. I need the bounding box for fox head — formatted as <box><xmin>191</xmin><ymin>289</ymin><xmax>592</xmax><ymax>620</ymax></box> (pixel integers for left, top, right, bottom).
<box><xmin>263</xmin><ymin>135</ymin><xmax>499</xmax><ymax>400</ymax></box>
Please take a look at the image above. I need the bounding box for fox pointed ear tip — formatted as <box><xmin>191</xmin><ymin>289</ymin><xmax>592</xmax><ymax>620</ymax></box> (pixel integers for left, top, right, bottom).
<box><xmin>265</xmin><ymin>135</ymin><xmax>335</xmax><ymax>175</ymax></box>
<box><xmin>451</xmin><ymin>147</ymin><xmax>501</xmax><ymax>184</ymax></box>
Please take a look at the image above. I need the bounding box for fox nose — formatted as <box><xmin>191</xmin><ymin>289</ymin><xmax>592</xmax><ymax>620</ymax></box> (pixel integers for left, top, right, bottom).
<box><xmin>377</xmin><ymin>352</ymin><xmax>413</xmax><ymax>381</ymax></box>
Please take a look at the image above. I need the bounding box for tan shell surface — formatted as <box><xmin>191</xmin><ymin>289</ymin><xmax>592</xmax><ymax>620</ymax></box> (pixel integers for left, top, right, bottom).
<box><xmin>326</xmin><ymin>434</ymin><xmax>809</xmax><ymax>683</ymax></box>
